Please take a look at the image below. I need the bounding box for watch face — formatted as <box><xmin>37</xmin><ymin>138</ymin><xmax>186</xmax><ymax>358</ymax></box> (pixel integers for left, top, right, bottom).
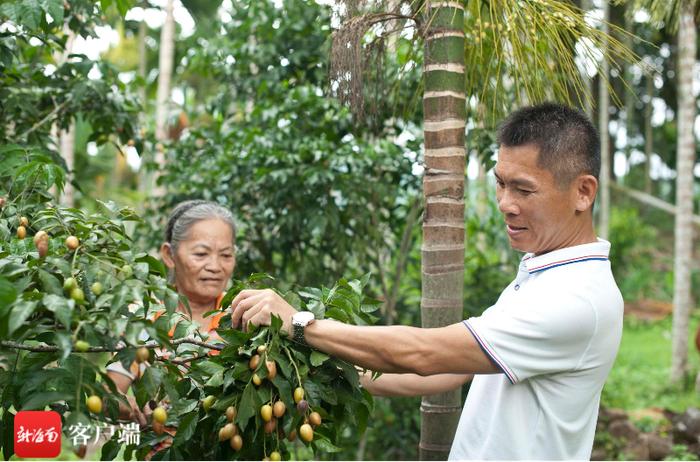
<box><xmin>294</xmin><ymin>311</ymin><xmax>315</xmax><ymax>325</ymax></box>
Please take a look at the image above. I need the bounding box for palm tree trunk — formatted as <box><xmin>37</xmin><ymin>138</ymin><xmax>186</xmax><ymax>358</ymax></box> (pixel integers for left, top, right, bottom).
<box><xmin>153</xmin><ymin>0</ymin><xmax>175</xmax><ymax>197</ymax></box>
<box><xmin>670</xmin><ymin>0</ymin><xmax>696</xmax><ymax>384</ymax></box>
<box><xmin>420</xmin><ymin>1</ymin><xmax>465</xmax><ymax>459</ymax></box>
<box><xmin>598</xmin><ymin>1</ymin><xmax>610</xmax><ymax>240</ymax></box>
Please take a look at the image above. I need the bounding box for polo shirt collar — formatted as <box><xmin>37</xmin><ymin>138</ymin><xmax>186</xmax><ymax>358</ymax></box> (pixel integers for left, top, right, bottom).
<box><xmin>522</xmin><ymin>239</ymin><xmax>611</xmax><ymax>275</ymax></box>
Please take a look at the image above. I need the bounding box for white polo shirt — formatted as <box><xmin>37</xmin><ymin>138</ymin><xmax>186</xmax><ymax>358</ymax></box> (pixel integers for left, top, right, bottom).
<box><xmin>449</xmin><ymin>239</ymin><xmax>623</xmax><ymax>460</ymax></box>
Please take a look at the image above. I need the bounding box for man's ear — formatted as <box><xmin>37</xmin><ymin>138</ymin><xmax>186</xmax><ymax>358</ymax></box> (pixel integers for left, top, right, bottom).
<box><xmin>160</xmin><ymin>243</ymin><xmax>176</xmax><ymax>269</ymax></box>
<box><xmin>575</xmin><ymin>174</ymin><xmax>598</xmax><ymax>212</ymax></box>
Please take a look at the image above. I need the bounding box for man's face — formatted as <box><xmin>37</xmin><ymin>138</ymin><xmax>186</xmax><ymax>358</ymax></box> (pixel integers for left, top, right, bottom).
<box><xmin>494</xmin><ymin>144</ymin><xmax>581</xmax><ymax>255</ymax></box>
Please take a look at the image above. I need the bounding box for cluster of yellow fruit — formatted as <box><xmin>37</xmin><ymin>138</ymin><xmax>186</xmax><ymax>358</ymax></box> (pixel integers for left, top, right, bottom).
<box><xmin>249</xmin><ymin>344</ymin><xmax>278</xmax><ymax>386</ymax></box>
<box><xmin>15</xmin><ymin>215</ymin><xmax>81</xmax><ymax>259</ymax></box>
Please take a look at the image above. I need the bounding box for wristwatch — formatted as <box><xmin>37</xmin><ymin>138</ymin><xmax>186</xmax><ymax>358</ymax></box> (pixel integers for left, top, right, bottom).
<box><xmin>292</xmin><ymin>311</ymin><xmax>315</xmax><ymax>346</ymax></box>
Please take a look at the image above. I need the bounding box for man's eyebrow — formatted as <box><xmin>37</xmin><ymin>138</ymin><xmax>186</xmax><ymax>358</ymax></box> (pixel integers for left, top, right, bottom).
<box><xmin>494</xmin><ymin>172</ymin><xmax>537</xmax><ymax>189</ymax></box>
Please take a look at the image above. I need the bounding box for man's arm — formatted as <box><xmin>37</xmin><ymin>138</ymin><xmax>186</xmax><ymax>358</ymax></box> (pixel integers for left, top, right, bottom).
<box><xmin>231</xmin><ymin>289</ymin><xmax>500</xmax><ymax>377</ymax></box>
<box><xmin>360</xmin><ymin>371</ymin><xmax>473</xmax><ymax>397</ymax></box>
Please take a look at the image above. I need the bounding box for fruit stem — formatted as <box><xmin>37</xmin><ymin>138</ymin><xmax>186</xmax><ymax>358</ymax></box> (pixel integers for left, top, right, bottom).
<box><xmin>282</xmin><ymin>345</ymin><xmax>302</xmax><ymax>388</ymax></box>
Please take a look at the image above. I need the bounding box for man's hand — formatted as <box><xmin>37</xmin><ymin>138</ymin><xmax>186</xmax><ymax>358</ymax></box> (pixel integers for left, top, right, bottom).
<box><xmin>230</xmin><ymin>289</ymin><xmax>298</xmax><ymax>333</ymax></box>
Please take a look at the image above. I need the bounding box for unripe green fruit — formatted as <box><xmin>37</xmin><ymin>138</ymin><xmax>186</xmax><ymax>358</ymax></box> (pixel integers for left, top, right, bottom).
<box><xmin>70</xmin><ymin>288</ymin><xmax>85</xmax><ymax>304</ymax></box>
<box><xmin>63</xmin><ymin>277</ymin><xmax>77</xmax><ymax>292</ymax></box>
<box><xmin>202</xmin><ymin>395</ymin><xmax>216</xmax><ymax>412</ymax></box>
<box><xmin>74</xmin><ymin>340</ymin><xmax>90</xmax><ymax>352</ymax></box>
<box><xmin>120</xmin><ymin>264</ymin><xmax>133</xmax><ymax>278</ymax></box>
<box><xmin>91</xmin><ymin>282</ymin><xmax>103</xmax><ymax>296</ymax></box>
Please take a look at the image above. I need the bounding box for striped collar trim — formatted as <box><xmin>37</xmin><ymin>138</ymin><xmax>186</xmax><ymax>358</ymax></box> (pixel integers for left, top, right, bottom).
<box><xmin>523</xmin><ymin>239</ymin><xmax>611</xmax><ymax>275</ymax></box>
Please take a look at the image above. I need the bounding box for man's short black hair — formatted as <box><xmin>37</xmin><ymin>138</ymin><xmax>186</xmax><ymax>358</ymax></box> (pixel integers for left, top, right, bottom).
<box><xmin>497</xmin><ymin>103</ymin><xmax>600</xmax><ymax>187</ymax></box>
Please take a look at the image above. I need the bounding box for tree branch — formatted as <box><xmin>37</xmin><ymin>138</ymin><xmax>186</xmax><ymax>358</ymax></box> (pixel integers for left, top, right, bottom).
<box><xmin>0</xmin><ymin>337</ymin><xmax>224</xmax><ymax>353</ymax></box>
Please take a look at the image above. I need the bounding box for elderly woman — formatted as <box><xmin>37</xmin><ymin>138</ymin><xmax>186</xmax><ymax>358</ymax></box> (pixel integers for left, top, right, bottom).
<box><xmin>106</xmin><ymin>200</ymin><xmax>236</xmax><ymax>424</ymax></box>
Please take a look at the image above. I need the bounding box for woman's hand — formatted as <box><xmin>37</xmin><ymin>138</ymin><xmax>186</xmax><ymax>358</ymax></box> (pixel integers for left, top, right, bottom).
<box><xmin>230</xmin><ymin>289</ymin><xmax>298</xmax><ymax>334</ymax></box>
<box><xmin>117</xmin><ymin>394</ymin><xmax>152</xmax><ymax>427</ymax></box>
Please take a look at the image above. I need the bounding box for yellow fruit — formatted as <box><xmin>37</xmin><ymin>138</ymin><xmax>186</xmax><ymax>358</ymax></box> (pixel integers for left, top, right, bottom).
<box><xmin>135</xmin><ymin>347</ymin><xmax>150</xmax><ymax>363</ymax></box>
<box><xmin>202</xmin><ymin>395</ymin><xmax>216</xmax><ymax>412</ymax></box>
<box><xmin>273</xmin><ymin>401</ymin><xmax>286</xmax><ymax>418</ymax></box>
<box><xmin>225</xmin><ymin>406</ymin><xmax>237</xmax><ymax>422</ymax></box>
<box><xmin>264</xmin><ymin>418</ymin><xmax>277</xmax><ymax>434</ymax></box>
<box><xmin>293</xmin><ymin>387</ymin><xmax>304</xmax><ymax>403</ymax></box>
<box><xmin>309</xmin><ymin>411</ymin><xmax>322</xmax><ymax>427</ymax></box>
<box><xmin>37</xmin><ymin>239</ymin><xmax>48</xmax><ymax>258</ymax></box>
<box><xmin>252</xmin><ymin>373</ymin><xmax>262</xmax><ymax>386</ymax></box>
<box><xmin>260</xmin><ymin>404</ymin><xmax>273</xmax><ymax>422</ymax></box>
<box><xmin>33</xmin><ymin>230</ymin><xmax>48</xmax><ymax>245</ymax></box>
<box><xmin>299</xmin><ymin>423</ymin><xmax>313</xmax><ymax>442</ymax></box>
<box><xmin>249</xmin><ymin>354</ymin><xmax>260</xmax><ymax>370</ymax></box>
<box><xmin>86</xmin><ymin>395</ymin><xmax>102</xmax><ymax>413</ymax></box>
<box><xmin>65</xmin><ymin>235</ymin><xmax>79</xmax><ymax>250</ymax></box>
<box><xmin>74</xmin><ymin>340</ymin><xmax>90</xmax><ymax>352</ymax></box>
<box><xmin>270</xmin><ymin>451</ymin><xmax>281</xmax><ymax>461</ymax></box>
<box><xmin>230</xmin><ymin>434</ymin><xmax>243</xmax><ymax>451</ymax></box>
<box><xmin>257</xmin><ymin>344</ymin><xmax>267</xmax><ymax>354</ymax></box>
<box><xmin>153</xmin><ymin>406</ymin><xmax>167</xmax><ymax>424</ymax></box>
<box><xmin>17</xmin><ymin>226</ymin><xmax>26</xmax><ymax>239</ymax></box>
<box><xmin>19</xmin><ymin>216</ymin><xmax>29</xmax><ymax>227</ymax></box>
<box><xmin>218</xmin><ymin>423</ymin><xmax>235</xmax><ymax>441</ymax></box>
<box><xmin>265</xmin><ymin>360</ymin><xmax>277</xmax><ymax>380</ymax></box>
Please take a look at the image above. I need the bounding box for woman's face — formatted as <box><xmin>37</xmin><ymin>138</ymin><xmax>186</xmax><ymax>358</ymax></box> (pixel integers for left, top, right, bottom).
<box><xmin>161</xmin><ymin>218</ymin><xmax>235</xmax><ymax>307</ymax></box>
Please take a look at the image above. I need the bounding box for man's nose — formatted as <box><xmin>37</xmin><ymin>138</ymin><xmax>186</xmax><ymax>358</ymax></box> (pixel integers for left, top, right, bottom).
<box><xmin>497</xmin><ymin>190</ymin><xmax>519</xmax><ymax>215</ymax></box>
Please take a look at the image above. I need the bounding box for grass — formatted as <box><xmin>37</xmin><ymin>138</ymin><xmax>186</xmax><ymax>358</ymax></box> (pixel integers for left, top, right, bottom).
<box><xmin>602</xmin><ymin>313</ymin><xmax>700</xmax><ymax>412</ymax></box>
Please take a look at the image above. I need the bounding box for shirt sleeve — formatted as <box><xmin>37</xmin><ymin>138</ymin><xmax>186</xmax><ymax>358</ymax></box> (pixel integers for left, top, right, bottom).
<box><xmin>465</xmin><ymin>294</ymin><xmax>597</xmax><ymax>384</ymax></box>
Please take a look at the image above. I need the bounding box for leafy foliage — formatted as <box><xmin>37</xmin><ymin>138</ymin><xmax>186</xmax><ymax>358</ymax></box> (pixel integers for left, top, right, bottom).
<box><xmin>0</xmin><ymin>148</ymin><xmax>378</xmax><ymax>461</ymax></box>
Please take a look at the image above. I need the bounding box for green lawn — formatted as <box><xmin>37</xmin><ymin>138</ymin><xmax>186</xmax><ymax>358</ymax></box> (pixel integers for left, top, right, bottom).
<box><xmin>602</xmin><ymin>314</ymin><xmax>700</xmax><ymax>412</ymax></box>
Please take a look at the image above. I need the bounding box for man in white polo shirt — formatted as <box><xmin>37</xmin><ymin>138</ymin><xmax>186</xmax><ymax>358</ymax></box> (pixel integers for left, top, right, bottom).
<box><xmin>231</xmin><ymin>103</ymin><xmax>624</xmax><ymax>460</ymax></box>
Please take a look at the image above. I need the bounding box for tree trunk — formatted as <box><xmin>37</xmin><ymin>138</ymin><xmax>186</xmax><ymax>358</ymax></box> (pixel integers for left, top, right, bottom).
<box><xmin>137</xmin><ymin>17</ymin><xmax>150</xmax><ymax>203</ymax></box>
<box><xmin>623</xmin><ymin>10</ymin><xmax>634</xmax><ymax>184</ymax></box>
<box><xmin>670</xmin><ymin>0</ymin><xmax>696</xmax><ymax>384</ymax></box>
<box><xmin>420</xmin><ymin>1</ymin><xmax>465</xmax><ymax>459</ymax></box>
<box><xmin>644</xmin><ymin>75</ymin><xmax>653</xmax><ymax>194</ymax></box>
<box><xmin>597</xmin><ymin>1</ymin><xmax>610</xmax><ymax>239</ymax></box>
<box><xmin>582</xmin><ymin>0</ymin><xmax>594</xmax><ymax>117</ymax></box>
<box><xmin>59</xmin><ymin>122</ymin><xmax>75</xmax><ymax>206</ymax></box>
<box><xmin>153</xmin><ymin>0</ymin><xmax>175</xmax><ymax>197</ymax></box>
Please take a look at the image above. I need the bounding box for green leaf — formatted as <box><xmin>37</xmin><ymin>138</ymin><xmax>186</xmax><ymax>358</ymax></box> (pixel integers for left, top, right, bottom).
<box><xmin>21</xmin><ymin>391</ymin><xmax>72</xmax><ymax>411</ymax></box>
<box><xmin>54</xmin><ymin>331</ymin><xmax>72</xmax><ymax>361</ymax></box>
<box><xmin>42</xmin><ymin>294</ymin><xmax>73</xmax><ymax>328</ymax></box>
<box><xmin>172</xmin><ymin>411</ymin><xmax>198</xmax><ymax>447</ymax></box>
<box><xmin>0</xmin><ymin>276</ymin><xmax>17</xmax><ymax>314</ymax></box>
<box><xmin>205</xmin><ymin>370</ymin><xmax>223</xmax><ymax>387</ymax></box>
<box><xmin>236</xmin><ymin>383</ymin><xmax>259</xmax><ymax>431</ymax></box>
<box><xmin>8</xmin><ymin>300</ymin><xmax>37</xmax><ymax>337</ymax></box>
<box><xmin>100</xmin><ymin>435</ymin><xmax>120</xmax><ymax>461</ymax></box>
<box><xmin>313</xmin><ymin>436</ymin><xmax>343</xmax><ymax>453</ymax></box>
<box><xmin>37</xmin><ymin>269</ymin><xmax>62</xmax><ymax>295</ymax></box>
<box><xmin>135</xmin><ymin>366</ymin><xmax>163</xmax><ymax>408</ymax></box>
<box><xmin>39</xmin><ymin>0</ymin><xmax>63</xmax><ymax>23</ymax></box>
<box><xmin>309</xmin><ymin>350</ymin><xmax>329</xmax><ymax>367</ymax></box>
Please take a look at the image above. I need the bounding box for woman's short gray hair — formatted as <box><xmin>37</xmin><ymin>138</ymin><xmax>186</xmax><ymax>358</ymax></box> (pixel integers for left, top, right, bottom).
<box><xmin>165</xmin><ymin>200</ymin><xmax>236</xmax><ymax>251</ymax></box>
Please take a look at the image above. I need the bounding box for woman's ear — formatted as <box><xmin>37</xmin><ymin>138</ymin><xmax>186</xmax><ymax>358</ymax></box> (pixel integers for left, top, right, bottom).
<box><xmin>160</xmin><ymin>243</ymin><xmax>176</xmax><ymax>269</ymax></box>
<box><xmin>575</xmin><ymin>174</ymin><xmax>598</xmax><ymax>212</ymax></box>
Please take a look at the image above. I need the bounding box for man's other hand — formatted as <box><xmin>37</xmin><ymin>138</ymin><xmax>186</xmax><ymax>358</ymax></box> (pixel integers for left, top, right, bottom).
<box><xmin>230</xmin><ymin>288</ymin><xmax>298</xmax><ymax>334</ymax></box>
